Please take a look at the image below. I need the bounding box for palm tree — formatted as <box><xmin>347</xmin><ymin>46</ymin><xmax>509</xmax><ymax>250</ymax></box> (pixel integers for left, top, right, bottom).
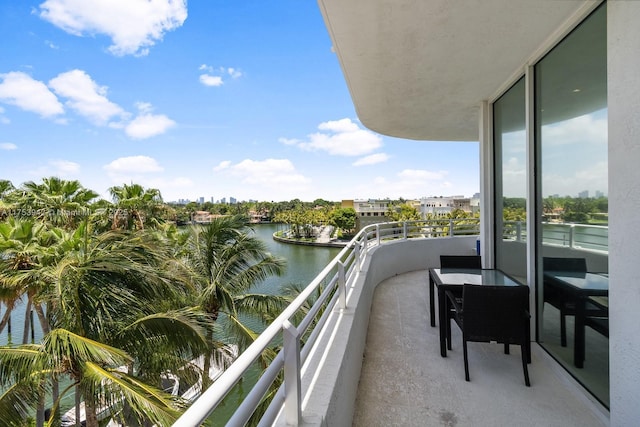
<box><xmin>181</xmin><ymin>215</ymin><xmax>288</xmax><ymax>386</ymax></box>
<box><xmin>1</xmin><ymin>226</ymin><xmax>212</xmax><ymax>427</ymax></box>
<box><xmin>0</xmin><ymin>218</ymin><xmax>56</xmax><ymax>344</ymax></box>
<box><xmin>16</xmin><ymin>177</ymin><xmax>98</xmax><ymax>229</ymax></box>
<box><xmin>0</xmin><ymin>179</ymin><xmax>15</xmax><ymax>220</ymax></box>
<box><xmin>108</xmin><ymin>183</ymin><xmax>164</xmax><ymax>230</ymax></box>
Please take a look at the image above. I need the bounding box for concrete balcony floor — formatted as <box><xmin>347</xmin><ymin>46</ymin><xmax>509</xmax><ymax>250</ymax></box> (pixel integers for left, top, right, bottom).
<box><xmin>353</xmin><ymin>270</ymin><xmax>609</xmax><ymax>427</ymax></box>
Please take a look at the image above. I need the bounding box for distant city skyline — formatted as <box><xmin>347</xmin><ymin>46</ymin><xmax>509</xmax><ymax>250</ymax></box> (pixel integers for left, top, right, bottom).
<box><xmin>0</xmin><ymin>1</ymin><xmax>480</xmax><ymax>203</ymax></box>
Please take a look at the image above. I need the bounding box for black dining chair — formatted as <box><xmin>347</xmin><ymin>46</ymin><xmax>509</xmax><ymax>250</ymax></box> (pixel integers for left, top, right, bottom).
<box><xmin>542</xmin><ymin>257</ymin><xmax>606</xmax><ymax>347</ymax></box>
<box><xmin>440</xmin><ymin>255</ymin><xmax>482</xmax><ymax>349</ymax></box>
<box><xmin>440</xmin><ymin>255</ymin><xmax>482</xmax><ymax>269</ymax></box>
<box><xmin>446</xmin><ymin>284</ymin><xmax>531</xmax><ymax>386</ymax></box>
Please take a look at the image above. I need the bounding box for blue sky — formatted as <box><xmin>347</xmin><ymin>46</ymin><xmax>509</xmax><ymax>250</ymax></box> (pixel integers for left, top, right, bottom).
<box><xmin>0</xmin><ymin>0</ymin><xmax>480</xmax><ymax>203</ymax></box>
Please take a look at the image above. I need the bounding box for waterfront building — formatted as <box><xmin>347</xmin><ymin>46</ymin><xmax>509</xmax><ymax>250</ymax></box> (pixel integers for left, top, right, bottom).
<box><xmin>342</xmin><ymin>199</ymin><xmax>392</xmax><ymax>231</ymax></box>
<box><xmin>419</xmin><ymin>195</ymin><xmax>473</xmax><ymax>218</ymax></box>
<box><xmin>177</xmin><ymin>1</ymin><xmax>638</xmax><ymax>425</ymax></box>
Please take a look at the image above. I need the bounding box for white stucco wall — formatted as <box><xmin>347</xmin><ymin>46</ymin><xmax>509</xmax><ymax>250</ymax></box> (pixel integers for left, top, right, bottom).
<box><xmin>607</xmin><ymin>2</ymin><xmax>640</xmax><ymax>425</ymax></box>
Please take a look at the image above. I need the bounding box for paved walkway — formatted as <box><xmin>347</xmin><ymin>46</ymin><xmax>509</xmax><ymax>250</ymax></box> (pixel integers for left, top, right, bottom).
<box><xmin>353</xmin><ymin>270</ymin><xmax>609</xmax><ymax>427</ymax></box>
<box><xmin>315</xmin><ymin>225</ymin><xmax>334</xmax><ymax>243</ymax></box>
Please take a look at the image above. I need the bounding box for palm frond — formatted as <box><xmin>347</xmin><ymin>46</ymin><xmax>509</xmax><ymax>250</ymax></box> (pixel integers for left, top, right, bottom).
<box><xmin>81</xmin><ymin>361</ymin><xmax>182</xmax><ymax>427</ymax></box>
<box><xmin>0</xmin><ymin>345</ymin><xmax>45</xmax><ymax>385</ymax></box>
<box><xmin>0</xmin><ymin>378</ymin><xmax>45</xmax><ymax>426</ymax></box>
<box><xmin>121</xmin><ymin>308</ymin><xmax>211</xmax><ymax>356</ymax></box>
<box><xmin>44</xmin><ymin>328</ymin><xmax>132</xmax><ymax>368</ymax></box>
<box><xmin>233</xmin><ymin>293</ymin><xmax>290</xmax><ymax>323</ymax></box>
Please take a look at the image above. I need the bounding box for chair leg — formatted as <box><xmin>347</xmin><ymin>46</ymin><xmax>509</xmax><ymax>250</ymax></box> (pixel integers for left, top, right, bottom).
<box><xmin>447</xmin><ymin>314</ymin><xmax>452</xmax><ymax>351</ymax></box>
<box><xmin>521</xmin><ymin>344</ymin><xmax>531</xmax><ymax>387</ymax></box>
<box><xmin>463</xmin><ymin>336</ymin><xmax>470</xmax><ymax>382</ymax></box>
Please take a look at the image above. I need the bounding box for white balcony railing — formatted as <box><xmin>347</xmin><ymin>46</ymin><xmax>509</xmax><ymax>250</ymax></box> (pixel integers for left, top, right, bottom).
<box><xmin>172</xmin><ymin>219</ymin><xmax>479</xmax><ymax>426</ymax></box>
<box><xmin>503</xmin><ymin>221</ymin><xmax>609</xmax><ymax>253</ymax></box>
<box><xmin>174</xmin><ymin>218</ymin><xmax>609</xmax><ymax>426</ymax></box>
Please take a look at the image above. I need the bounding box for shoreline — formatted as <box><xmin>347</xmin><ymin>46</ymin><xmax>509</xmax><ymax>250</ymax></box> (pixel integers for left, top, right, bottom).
<box><xmin>272</xmin><ymin>232</ymin><xmax>348</xmax><ymax>248</ymax></box>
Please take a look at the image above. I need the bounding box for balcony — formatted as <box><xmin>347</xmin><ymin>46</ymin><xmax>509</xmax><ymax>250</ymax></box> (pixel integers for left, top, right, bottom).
<box><xmin>353</xmin><ymin>270</ymin><xmax>607</xmax><ymax>426</ymax></box>
<box><xmin>173</xmin><ymin>221</ymin><xmax>609</xmax><ymax>426</ymax></box>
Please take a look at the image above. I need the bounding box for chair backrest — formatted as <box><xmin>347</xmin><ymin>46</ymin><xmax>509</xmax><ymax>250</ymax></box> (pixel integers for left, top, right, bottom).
<box><xmin>542</xmin><ymin>257</ymin><xmax>587</xmax><ymax>273</ymax></box>
<box><xmin>461</xmin><ymin>284</ymin><xmax>529</xmax><ymax>345</ymax></box>
<box><xmin>440</xmin><ymin>255</ymin><xmax>482</xmax><ymax>269</ymax></box>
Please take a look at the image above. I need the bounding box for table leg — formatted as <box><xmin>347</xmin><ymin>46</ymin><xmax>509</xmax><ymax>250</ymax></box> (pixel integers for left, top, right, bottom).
<box><xmin>574</xmin><ymin>296</ymin><xmax>586</xmax><ymax>368</ymax></box>
<box><xmin>438</xmin><ymin>287</ymin><xmax>447</xmax><ymax>357</ymax></box>
<box><xmin>429</xmin><ymin>275</ymin><xmax>436</xmax><ymax>327</ymax></box>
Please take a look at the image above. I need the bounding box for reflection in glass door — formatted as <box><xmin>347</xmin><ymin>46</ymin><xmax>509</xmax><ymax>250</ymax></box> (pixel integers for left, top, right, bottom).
<box><xmin>535</xmin><ymin>3</ymin><xmax>608</xmax><ymax>408</ymax></box>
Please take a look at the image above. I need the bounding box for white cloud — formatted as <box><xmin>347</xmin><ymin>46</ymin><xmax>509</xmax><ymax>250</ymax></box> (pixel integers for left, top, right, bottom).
<box><xmin>125</xmin><ymin>113</ymin><xmax>175</xmax><ymax>139</ymax></box>
<box><xmin>353</xmin><ymin>153</ymin><xmax>389</xmax><ymax>166</ymax></box>
<box><xmin>198</xmin><ymin>64</ymin><xmax>243</xmax><ymax>86</ymax></box>
<box><xmin>0</xmin><ymin>71</ymin><xmax>64</xmax><ymax>118</ymax></box>
<box><xmin>227</xmin><ymin>67</ymin><xmax>242</xmax><ymax>79</ymax></box>
<box><xmin>103</xmin><ymin>155</ymin><xmax>164</xmax><ymax>173</ymax></box>
<box><xmin>1</xmin><ymin>143</ymin><xmax>17</xmax><ymax>150</ymax></box>
<box><xmin>49</xmin><ymin>69</ymin><xmax>126</xmax><ymax>125</ymax></box>
<box><xmin>135</xmin><ymin>102</ymin><xmax>153</xmax><ymax>114</ymax></box>
<box><xmin>282</xmin><ymin>118</ymin><xmax>382</xmax><ymax>156</ymax></box>
<box><xmin>318</xmin><ymin>118</ymin><xmax>360</xmax><ymax>133</ymax></box>
<box><xmin>215</xmin><ymin>158</ymin><xmax>310</xmax><ymax>191</ymax></box>
<box><xmin>38</xmin><ymin>0</ymin><xmax>188</xmax><ymax>56</ymax></box>
<box><xmin>278</xmin><ymin>138</ymin><xmax>299</xmax><ymax>146</ymax></box>
<box><xmin>50</xmin><ymin>159</ymin><xmax>80</xmax><ymax>173</ymax></box>
<box><xmin>199</xmin><ymin>74</ymin><xmax>223</xmax><ymax>87</ymax></box>
<box><xmin>29</xmin><ymin>159</ymin><xmax>81</xmax><ymax>178</ymax></box>
<box><xmin>213</xmin><ymin>160</ymin><xmax>231</xmax><ymax>171</ymax></box>
<box><xmin>542</xmin><ymin>112</ymin><xmax>607</xmax><ymax>147</ymax></box>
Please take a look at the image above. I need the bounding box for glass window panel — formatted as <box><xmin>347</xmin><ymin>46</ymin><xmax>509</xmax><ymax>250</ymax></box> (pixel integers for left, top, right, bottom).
<box><xmin>535</xmin><ymin>3</ymin><xmax>608</xmax><ymax>408</ymax></box>
<box><xmin>494</xmin><ymin>77</ymin><xmax>526</xmax><ymax>281</ymax></box>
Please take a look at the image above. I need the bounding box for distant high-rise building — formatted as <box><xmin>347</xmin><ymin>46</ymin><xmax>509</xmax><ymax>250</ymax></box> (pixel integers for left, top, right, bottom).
<box><xmin>595</xmin><ymin>190</ymin><xmax>604</xmax><ymax>198</ymax></box>
<box><xmin>578</xmin><ymin>190</ymin><xmax>589</xmax><ymax>199</ymax></box>
<box><xmin>230</xmin><ymin>197</ymin><xmax>237</xmax><ymax>204</ymax></box>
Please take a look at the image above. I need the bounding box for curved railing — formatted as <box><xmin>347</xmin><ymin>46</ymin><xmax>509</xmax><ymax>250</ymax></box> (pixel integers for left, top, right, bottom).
<box><xmin>173</xmin><ymin>218</ymin><xmax>480</xmax><ymax>426</ymax></box>
<box><xmin>174</xmin><ymin>218</ymin><xmax>611</xmax><ymax>426</ymax></box>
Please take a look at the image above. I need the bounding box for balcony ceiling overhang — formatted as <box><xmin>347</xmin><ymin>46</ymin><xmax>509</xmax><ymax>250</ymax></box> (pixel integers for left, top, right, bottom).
<box><xmin>318</xmin><ymin>0</ymin><xmax>596</xmax><ymax>141</ymax></box>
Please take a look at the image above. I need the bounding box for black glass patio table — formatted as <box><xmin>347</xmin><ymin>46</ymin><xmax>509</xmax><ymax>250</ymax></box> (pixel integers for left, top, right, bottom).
<box><xmin>428</xmin><ymin>268</ymin><xmax>523</xmax><ymax>357</ymax></box>
<box><xmin>543</xmin><ymin>271</ymin><xmax>609</xmax><ymax>368</ymax></box>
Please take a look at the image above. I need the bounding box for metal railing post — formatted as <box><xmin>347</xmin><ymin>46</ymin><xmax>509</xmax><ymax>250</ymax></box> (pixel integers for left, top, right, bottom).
<box><xmin>354</xmin><ymin>242</ymin><xmax>361</xmax><ymax>272</ymax></box>
<box><xmin>449</xmin><ymin>219</ymin><xmax>454</xmax><ymax>236</ymax></box>
<box><xmin>376</xmin><ymin>224</ymin><xmax>381</xmax><ymax>245</ymax></box>
<box><xmin>516</xmin><ymin>221</ymin><xmax>522</xmax><ymax>241</ymax></box>
<box><xmin>403</xmin><ymin>221</ymin><xmax>408</xmax><ymax>239</ymax></box>
<box><xmin>338</xmin><ymin>261</ymin><xmax>346</xmax><ymax>309</ymax></box>
<box><xmin>282</xmin><ymin>320</ymin><xmax>301</xmax><ymax>426</ymax></box>
<box><xmin>569</xmin><ymin>224</ymin><xmax>576</xmax><ymax>248</ymax></box>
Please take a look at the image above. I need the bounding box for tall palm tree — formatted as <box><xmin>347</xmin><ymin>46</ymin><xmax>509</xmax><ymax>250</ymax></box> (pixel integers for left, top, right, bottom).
<box><xmin>0</xmin><ymin>218</ymin><xmax>56</xmax><ymax>343</ymax></box>
<box><xmin>181</xmin><ymin>215</ymin><xmax>288</xmax><ymax>385</ymax></box>
<box><xmin>15</xmin><ymin>177</ymin><xmax>98</xmax><ymax>229</ymax></box>
<box><xmin>1</xmin><ymin>226</ymin><xmax>212</xmax><ymax>427</ymax></box>
<box><xmin>108</xmin><ymin>183</ymin><xmax>164</xmax><ymax>230</ymax></box>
